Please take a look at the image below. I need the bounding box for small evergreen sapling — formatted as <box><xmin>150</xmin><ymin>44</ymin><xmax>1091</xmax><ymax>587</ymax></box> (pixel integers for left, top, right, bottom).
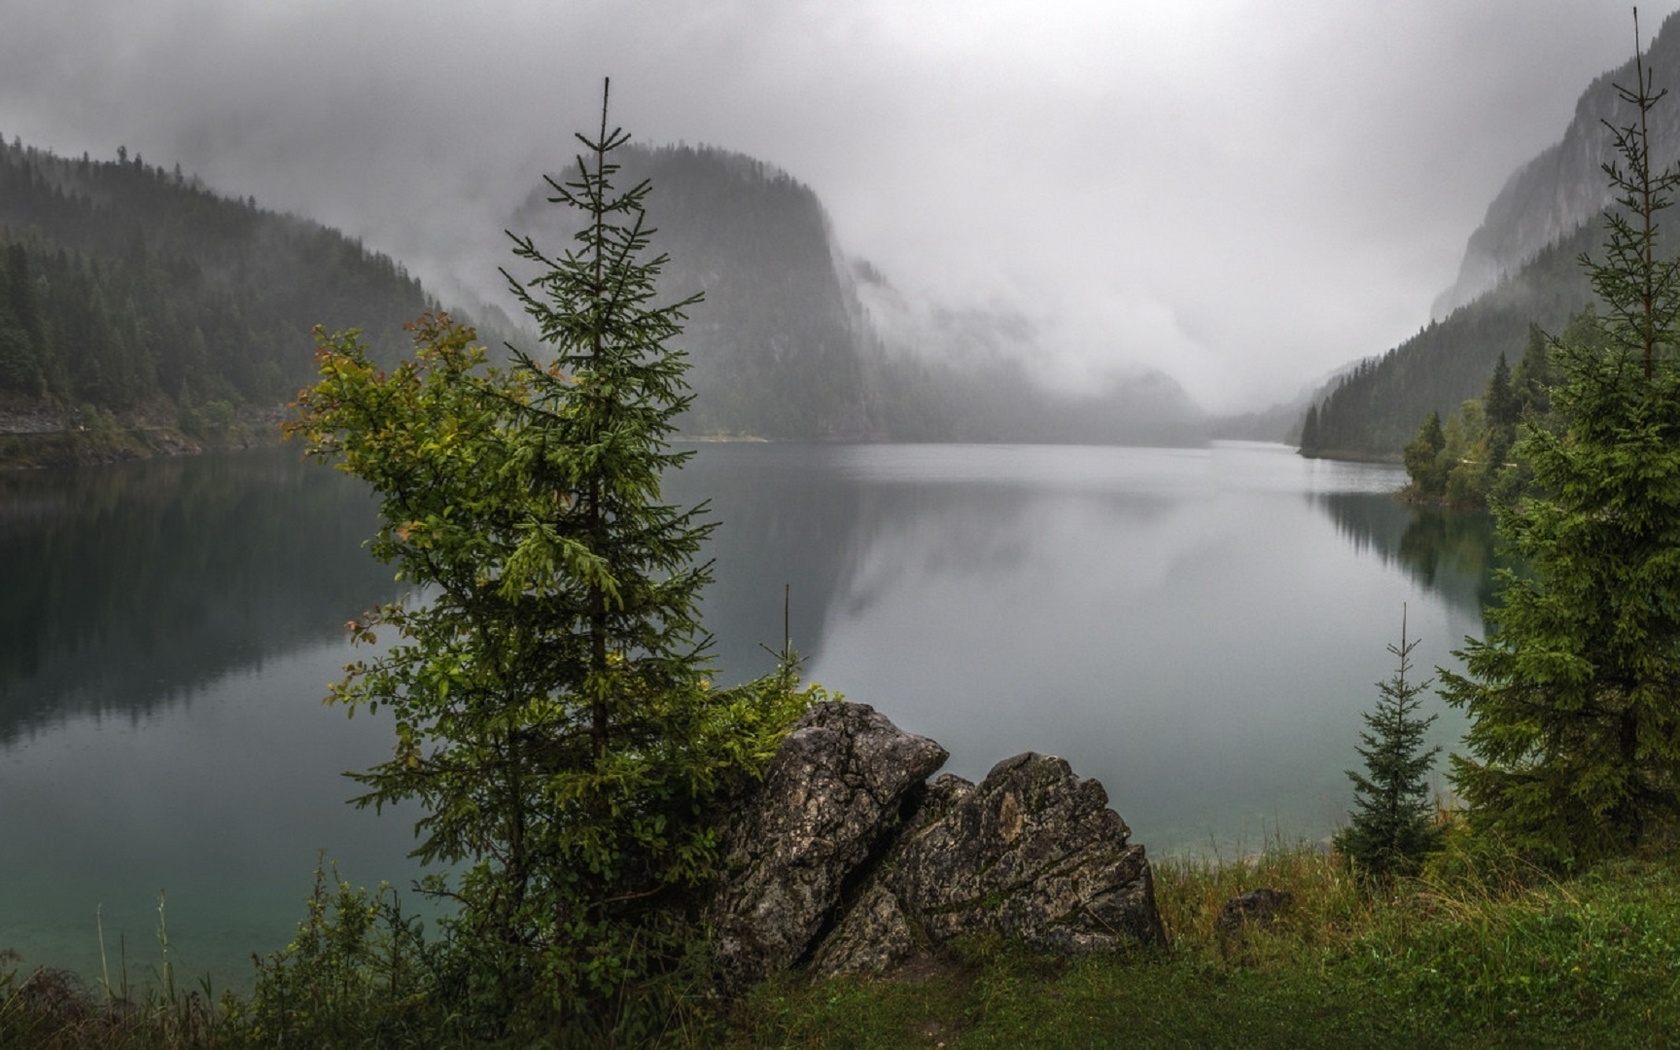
<box><xmin>1335</xmin><ymin>606</ymin><xmax>1442</xmax><ymax>877</ymax></box>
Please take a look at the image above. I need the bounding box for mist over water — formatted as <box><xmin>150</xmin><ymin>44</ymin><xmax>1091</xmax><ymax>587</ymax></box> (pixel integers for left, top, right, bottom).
<box><xmin>0</xmin><ymin>442</ymin><xmax>1491</xmax><ymax>985</ymax></box>
<box><xmin>674</xmin><ymin>443</ymin><xmax>1482</xmax><ymax>853</ymax></box>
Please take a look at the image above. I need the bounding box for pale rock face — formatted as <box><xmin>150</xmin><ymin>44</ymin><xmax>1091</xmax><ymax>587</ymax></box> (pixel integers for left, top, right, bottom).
<box><xmin>1434</xmin><ymin>18</ymin><xmax>1680</xmax><ymax>320</ymax></box>
<box><xmin>709</xmin><ymin>700</ymin><xmax>1165</xmax><ymax>993</ymax></box>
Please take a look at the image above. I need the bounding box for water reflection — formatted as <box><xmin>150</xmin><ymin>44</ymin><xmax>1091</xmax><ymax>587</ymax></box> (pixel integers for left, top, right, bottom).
<box><xmin>1397</xmin><ymin>508</ymin><xmax>1505</xmax><ymax>617</ymax></box>
<box><xmin>672</xmin><ymin>445</ymin><xmax>1193</xmax><ymax>684</ymax></box>
<box><xmin>1313</xmin><ymin>492</ymin><xmax>1502</xmax><ymax>625</ymax></box>
<box><xmin>0</xmin><ymin>449</ymin><xmax>400</xmax><ymax>744</ymax></box>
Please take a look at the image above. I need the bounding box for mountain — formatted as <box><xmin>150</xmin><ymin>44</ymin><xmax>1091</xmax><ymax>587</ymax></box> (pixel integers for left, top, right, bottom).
<box><xmin>1301</xmin><ymin>227</ymin><xmax>1593</xmax><ymax>459</ymax></box>
<box><xmin>507</xmin><ymin>145</ymin><xmax>875</xmax><ymax>439</ymax></box>
<box><xmin>0</xmin><ymin>138</ymin><xmax>517</xmax><ymax>464</ymax></box>
<box><xmin>504</xmin><ymin>144</ymin><xmax>1206</xmax><ymax>445</ymax></box>
<box><xmin>1</xmin><ymin>135</ymin><xmax>1206</xmax><ymax>461</ymax></box>
<box><xmin>1434</xmin><ymin>10</ymin><xmax>1680</xmax><ymax>317</ymax></box>
<box><xmin>1300</xmin><ymin>13</ymin><xmax>1680</xmax><ymax>460</ymax></box>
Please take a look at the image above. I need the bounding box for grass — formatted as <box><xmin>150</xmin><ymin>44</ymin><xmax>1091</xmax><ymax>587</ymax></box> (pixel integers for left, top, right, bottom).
<box><xmin>0</xmin><ymin>955</ymin><xmax>236</xmax><ymax>1050</ymax></box>
<box><xmin>724</xmin><ymin>831</ymin><xmax>1680</xmax><ymax>1049</ymax></box>
<box><xmin>6</xmin><ymin>834</ymin><xmax>1680</xmax><ymax>1047</ymax></box>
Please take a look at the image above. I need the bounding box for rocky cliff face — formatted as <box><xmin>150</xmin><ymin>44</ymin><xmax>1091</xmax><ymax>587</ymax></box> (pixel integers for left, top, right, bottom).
<box><xmin>1433</xmin><ymin>10</ymin><xmax>1680</xmax><ymax>318</ymax></box>
<box><xmin>507</xmin><ymin>145</ymin><xmax>880</xmax><ymax>440</ymax></box>
<box><xmin>504</xmin><ymin>145</ymin><xmax>1208</xmax><ymax>445</ymax></box>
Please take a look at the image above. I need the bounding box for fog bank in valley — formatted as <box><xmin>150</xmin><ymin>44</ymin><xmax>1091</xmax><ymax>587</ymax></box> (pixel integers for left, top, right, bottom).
<box><xmin>2</xmin><ymin>0</ymin><xmax>1673</xmax><ymax>413</ymax></box>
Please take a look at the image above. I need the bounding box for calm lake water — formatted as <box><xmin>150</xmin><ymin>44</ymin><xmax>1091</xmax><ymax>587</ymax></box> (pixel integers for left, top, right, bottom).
<box><xmin>0</xmin><ymin>441</ymin><xmax>1496</xmax><ymax>987</ymax></box>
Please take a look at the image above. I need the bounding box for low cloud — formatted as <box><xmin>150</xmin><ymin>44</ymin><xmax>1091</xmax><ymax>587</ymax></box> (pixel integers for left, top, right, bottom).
<box><xmin>0</xmin><ymin>0</ymin><xmax>1668</xmax><ymax>411</ymax></box>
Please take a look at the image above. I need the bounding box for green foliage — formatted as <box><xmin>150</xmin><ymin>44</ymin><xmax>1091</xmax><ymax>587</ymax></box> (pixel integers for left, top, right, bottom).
<box><xmin>241</xmin><ymin>864</ymin><xmax>435</xmax><ymax>1047</ymax></box>
<box><xmin>1353</xmin><ymin>853</ymin><xmax>1680</xmax><ymax>1036</ymax></box>
<box><xmin>732</xmin><ymin>840</ymin><xmax>1680</xmax><ymax>1048</ymax></box>
<box><xmin>289</xmin><ymin>85</ymin><xmax>815</xmax><ymax>1032</ymax></box>
<box><xmin>1402</xmin><ymin>351</ymin><xmax>1537</xmax><ymax>509</ymax></box>
<box><xmin>1402</xmin><ymin>410</ymin><xmax>1447</xmax><ymax>498</ymax></box>
<box><xmin>1443</xmin><ymin>48</ymin><xmax>1680</xmax><ymax>864</ymax></box>
<box><xmin>1484</xmin><ymin>351</ymin><xmax>1517</xmax><ymax>428</ymax></box>
<box><xmin>15</xmin><ymin>843</ymin><xmax>1680</xmax><ymax>1046</ymax></box>
<box><xmin>1334</xmin><ymin>608</ymin><xmax>1443</xmax><ymax>878</ymax></box>
<box><xmin>1514</xmin><ymin>322</ymin><xmax>1557</xmax><ymax>418</ymax></box>
<box><xmin>1400</xmin><ymin>308</ymin><xmax>1613</xmax><ymax>509</ymax></box>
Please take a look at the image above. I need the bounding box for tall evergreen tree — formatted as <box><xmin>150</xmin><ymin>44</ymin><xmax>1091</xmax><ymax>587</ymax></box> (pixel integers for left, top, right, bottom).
<box><xmin>289</xmin><ymin>83</ymin><xmax>813</xmax><ymax>1032</ymax></box>
<box><xmin>1484</xmin><ymin>352</ymin><xmax>1517</xmax><ymax>429</ymax></box>
<box><xmin>1442</xmin><ymin>30</ymin><xmax>1680</xmax><ymax>863</ymax></box>
<box><xmin>1335</xmin><ymin>606</ymin><xmax>1442</xmax><ymax>878</ymax></box>
<box><xmin>1513</xmin><ymin>323</ymin><xmax>1553</xmax><ymax>417</ymax></box>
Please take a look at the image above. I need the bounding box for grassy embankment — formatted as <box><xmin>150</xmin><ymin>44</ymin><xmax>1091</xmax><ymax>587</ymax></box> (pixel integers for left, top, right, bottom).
<box><xmin>731</xmin><ymin>829</ymin><xmax>1680</xmax><ymax>1048</ymax></box>
<box><xmin>5</xmin><ymin>825</ymin><xmax>1678</xmax><ymax>1047</ymax></box>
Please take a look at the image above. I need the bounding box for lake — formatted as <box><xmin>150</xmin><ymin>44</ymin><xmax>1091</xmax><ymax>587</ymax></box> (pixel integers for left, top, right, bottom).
<box><xmin>0</xmin><ymin>441</ymin><xmax>1496</xmax><ymax>987</ymax></box>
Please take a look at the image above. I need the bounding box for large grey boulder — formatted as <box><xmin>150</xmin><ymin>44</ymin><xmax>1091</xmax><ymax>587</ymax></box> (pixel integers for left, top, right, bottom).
<box><xmin>708</xmin><ymin>701</ymin><xmax>1166</xmax><ymax>991</ymax></box>
<box><xmin>708</xmin><ymin>701</ymin><xmax>948</xmax><ymax>993</ymax></box>
<box><xmin>813</xmin><ymin>752</ymin><xmax>1165</xmax><ymax>975</ymax></box>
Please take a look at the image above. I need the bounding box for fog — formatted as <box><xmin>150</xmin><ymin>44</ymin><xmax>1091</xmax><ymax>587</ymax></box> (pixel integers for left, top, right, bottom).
<box><xmin>2</xmin><ymin>0</ymin><xmax>1673</xmax><ymax>412</ymax></box>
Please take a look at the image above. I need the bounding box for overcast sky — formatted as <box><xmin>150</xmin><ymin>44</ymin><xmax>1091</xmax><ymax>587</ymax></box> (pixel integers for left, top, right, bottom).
<box><xmin>2</xmin><ymin>1</ymin><xmax>1674</xmax><ymax>412</ymax></box>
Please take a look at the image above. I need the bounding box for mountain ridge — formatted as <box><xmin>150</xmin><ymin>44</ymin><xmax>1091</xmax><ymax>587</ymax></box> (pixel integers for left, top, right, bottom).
<box><xmin>502</xmin><ymin>142</ymin><xmax>1209</xmax><ymax>446</ymax></box>
<box><xmin>1299</xmin><ymin>14</ymin><xmax>1680</xmax><ymax>460</ymax></box>
<box><xmin>1432</xmin><ymin>9</ymin><xmax>1680</xmax><ymax>318</ymax></box>
<box><xmin>0</xmin><ymin>132</ymin><xmax>1212</xmax><ymax>463</ymax></box>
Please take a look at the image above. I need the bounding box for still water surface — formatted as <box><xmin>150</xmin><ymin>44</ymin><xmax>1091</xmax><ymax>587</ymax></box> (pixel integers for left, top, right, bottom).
<box><xmin>0</xmin><ymin>441</ymin><xmax>1496</xmax><ymax>985</ymax></box>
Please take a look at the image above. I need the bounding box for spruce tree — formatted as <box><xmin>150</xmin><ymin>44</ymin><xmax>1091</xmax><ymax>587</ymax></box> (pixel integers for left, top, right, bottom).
<box><xmin>289</xmin><ymin>82</ymin><xmax>813</xmax><ymax>1029</ymax></box>
<box><xmin>1402</xmin><ymin>410</ymin><xmax>1447</xmax><ymax>499</ymax></box>
<box><xmin>1485</xmin><ymin>352</ymin><xmax>1517</xmax><ymax>429</ymax></box>
<box><xmin>1335</xmin><ymin>606</ymin><xmax>1442</xmax><ymax>878</ymax></box>
<box><xmin>1299</xmin><ymin>402</ymin><xmax>1320</xmax><ymax>451</ymax></box>
<box><xmin>1441</xmin><ymin>29</ymin><xmax>1680</xmax><ymax>863</ymax></box>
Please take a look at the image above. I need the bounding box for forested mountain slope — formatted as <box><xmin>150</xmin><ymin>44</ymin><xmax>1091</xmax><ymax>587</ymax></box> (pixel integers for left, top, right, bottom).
<box><xmin>1299</xmin><ymin>11</ymin><xmax>1680</xmax><ymax>460</ymax></box>
<box><xmin>0</xmin><ymin>138</ymin><xmax>451</xmax><ymax>460</ymax></box>
<box><xmin>1300</xmin><ymin>226</ymin><xmax>1594</xmax><ymax>459</ymax></box>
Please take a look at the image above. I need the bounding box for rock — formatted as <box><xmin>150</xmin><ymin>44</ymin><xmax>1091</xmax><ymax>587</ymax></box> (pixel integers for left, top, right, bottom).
<box><xmin>807</xmin><ymin>882</ymin><xmax>919</xmax><ymax>978</ymax></box>
<box><xmin>814</xmin><ymin>752</ymin><xmax>1166</xmax><ymax>976</ymax></box>
<box><xmin>1214</xmin><ymin>888</ymin><xmax>1294</xmax><ymax>935</ymax></box>
<box><xmin>708</xmin><ymin>701</ymin><xmax>948</xmax><ymax>994</ymax></box>
<box><xmin>708</xmin><ymin>701</ymin><xmax>1167</xmax><ymax>991</ymax></box>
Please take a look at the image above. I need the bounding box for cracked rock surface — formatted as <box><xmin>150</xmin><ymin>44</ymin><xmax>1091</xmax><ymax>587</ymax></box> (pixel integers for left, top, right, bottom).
<box><xmin>816</xmin><ymin>752</ymin><xmax>1166</xmax><ymax>975</ymax></box>
<box><xmin>709</xmin><ymin>701</ymin><xmax>1165</xmax><ymax>991</ymax></box>
<box><xmin>709</xmin><ymin>701</ymin><xmax>948</xmax><ymax>994</ymax></box>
